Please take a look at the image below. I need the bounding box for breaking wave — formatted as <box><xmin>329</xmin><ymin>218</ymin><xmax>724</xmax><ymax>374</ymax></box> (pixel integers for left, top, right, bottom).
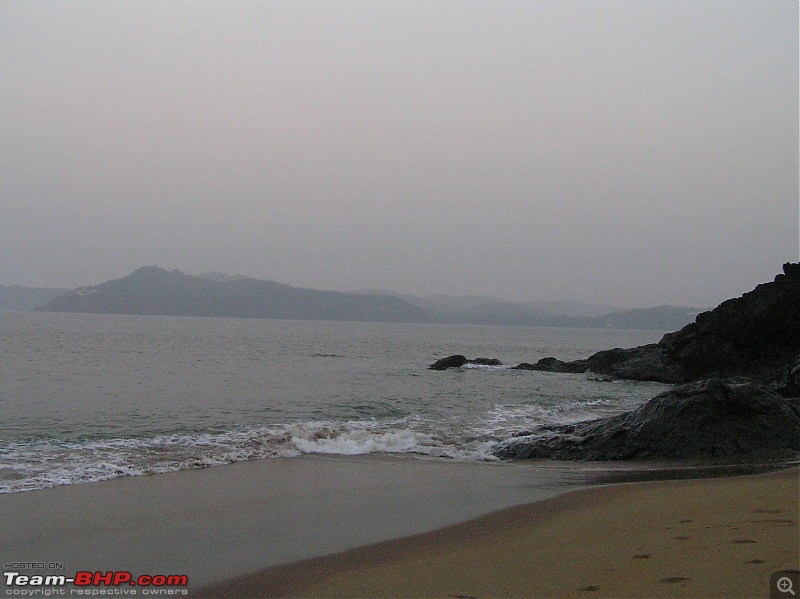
<box><xmin>0</xmin><ymin>392</ymin><xmax>637</xmax><ymax>494</ymax></box>
<box><xmin>0</xmin><ymin>417</ymin><xmax>503</xmax><ymax>493</ymax></box>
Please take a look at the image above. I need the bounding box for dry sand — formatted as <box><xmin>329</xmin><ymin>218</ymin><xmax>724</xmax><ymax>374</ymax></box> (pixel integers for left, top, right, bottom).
<box><xmin>196</xmin><ymin>467</ymin><xmax>799</xmax><ymax>598</ymax></box>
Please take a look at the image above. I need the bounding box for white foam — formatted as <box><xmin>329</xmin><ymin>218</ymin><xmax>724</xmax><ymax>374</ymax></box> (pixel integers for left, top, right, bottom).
<box><xmin>478</xmin><ymin>398</ymin><xmax>618</xmax><ymax>437</ymax></box>
<box><xmin>461</xmin><ymin>363</ymin><xmax>509</xmax><ymax>371</ymax></box>
<box><xmin>0</xmin><ymin>418</ymin><xmax>502</xmax><ymax>494</ymax></box>
<box><xmin>287</xmin><ymin>423</ymin><xmax>420</xmax><ymax>455</ymax></box>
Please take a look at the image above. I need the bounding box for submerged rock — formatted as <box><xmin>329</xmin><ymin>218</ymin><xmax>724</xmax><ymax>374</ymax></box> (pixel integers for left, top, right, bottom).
<box><xmin>513</xmin><ymin>357</ymin><xmax>586</xmax><ymax>372</ymax></box>
<box><xmin>471</xmin><ymin>357</ymin><xmax>503</xmax><ymax>366</ymax></box>
<box><xmin>493</xmin><ymin>378</ymin><xmax>800</xmax><ymax>461</ymax></box>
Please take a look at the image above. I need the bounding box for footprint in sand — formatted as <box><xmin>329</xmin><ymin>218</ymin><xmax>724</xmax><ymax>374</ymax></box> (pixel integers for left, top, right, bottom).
<box><xmin>731</xmin><ymin>539</ymin><xmax>757</xmax><ymax>544</ymax></box>
<box><xmin>752</xmin><ymin>508</ymin><xmax>783</xmax><ymax>514</ymax></box>
<box><xmin>673</xmin><ymin>535</ymin><xmax>691</xmax><ymax>541</ymax></box>
<box><xmin>748</xmin><ymin>559</ymin><xmax>768</xmax><ymax>564</ymax></box>
<box><xmin>748</xmin><ymin>518</ymin><xmax>795</xmax><ymax>525</ymax></box>
<box><xmin>659</xmin><ymin>577</ymin><xmax>690</xmax><ymax>584</ymax></box>
<box><xmin>632</xmin><ymin>554</ymin><xmax>652</xmax><ymax>559</ymax></box>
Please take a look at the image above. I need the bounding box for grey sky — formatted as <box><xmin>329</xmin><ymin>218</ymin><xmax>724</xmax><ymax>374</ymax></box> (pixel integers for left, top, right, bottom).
<box><xmin>1</xmin><ymin>1</ymin><xmax>797</xmax><ymax>308</ymax></box>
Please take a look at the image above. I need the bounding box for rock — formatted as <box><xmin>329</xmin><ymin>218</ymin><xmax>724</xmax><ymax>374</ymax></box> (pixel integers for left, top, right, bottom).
<box><xmin>771</xmin><ymin>357</ymin><xmax>800</xmax><ymax>398</ymax></box>
<box><xmin>471</xmin><ymin>357</ymin><xmax>503</xmax><ymax>366</ymax></box>
<box><xmin>522</xmin><ymin>263</ymin><xmax>800</xmax><ymax>392</ymax></box>
<box><xmin>429</xmin><ymin>355</ymin><xmax>469</xmax><ymax>370</ymax></box>
<box><xmin>512</xmin><ymin>362</ymin><xmax>536</xmax><ymax>371</ymax></box>
<box><xmin>514</xmin><ymin>357</ymin><xmax>587</xmax><ymax>373</ymax></box>
<box><xmin>428</xmin><ymin>355</ymin><xmax>503</xmax><ymax>369</ymax></box>
<box><xmin>493</xmin><ymin>378</ymin><xmax>800</xmax><ymax>460</ymax></box>
<box><xmin>583</xmin><ymin>344</ymin><xmax>684</xmax><ymax>382</ymax></box>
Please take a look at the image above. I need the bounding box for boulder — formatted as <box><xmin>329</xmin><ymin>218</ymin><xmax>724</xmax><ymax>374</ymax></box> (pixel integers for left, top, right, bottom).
<box><xmin>493</xmin><ymin>378</ymin><xmax>800</xmax><ymax>461</ymax></box>
<box><xmin>429</xmin><ymin>355</ymin><xmax>469</xmax><ymax>370</ymax></box>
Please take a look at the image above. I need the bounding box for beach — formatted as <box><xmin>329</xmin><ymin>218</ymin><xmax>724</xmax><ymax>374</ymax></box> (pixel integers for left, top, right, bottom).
<box><xmin>0</xmin><ymin>454</ymin><xmax>589</xmax><ymax>591</ymax></box>
<box><xmin>196</xmin><ymin>465</ymin><xmax>799</xmax><ymax>599</ymax></box>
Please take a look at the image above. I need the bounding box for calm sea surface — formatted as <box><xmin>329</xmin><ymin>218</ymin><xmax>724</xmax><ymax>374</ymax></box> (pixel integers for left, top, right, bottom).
<box><xmin>0</xmin><ymin>311</ymin><xmax>670</xmax><ymax>493</ymax></box>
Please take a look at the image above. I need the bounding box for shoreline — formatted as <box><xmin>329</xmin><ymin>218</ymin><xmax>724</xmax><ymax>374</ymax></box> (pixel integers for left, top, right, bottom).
<box><xmin>0</xmin><ymin>454</ymin><xmax>592</xmax><ymax>590</ymax></box>
<box><xmin>194</xmin><ymin>465</ymin><xmax>799</xmax><ymax>599</ymax></box>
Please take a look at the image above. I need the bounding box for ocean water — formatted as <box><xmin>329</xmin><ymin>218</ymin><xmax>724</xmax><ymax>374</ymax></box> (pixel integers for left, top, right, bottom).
<box><xmin>0</xmin><ymin>311</ymin><xmax>670</xmax><ymax>493</ymax></box>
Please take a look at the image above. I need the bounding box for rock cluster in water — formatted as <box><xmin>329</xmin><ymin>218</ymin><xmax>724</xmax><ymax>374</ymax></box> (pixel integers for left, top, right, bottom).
<box><xmin>430</xmin><ymin>263</ymin><xmax>800</xmax><ymax>460</ymax></box>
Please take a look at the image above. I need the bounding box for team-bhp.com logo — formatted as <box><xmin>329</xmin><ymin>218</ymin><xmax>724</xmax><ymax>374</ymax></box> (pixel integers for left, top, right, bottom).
<box><xmin>4</xmin><ymin>571</ymin><xmax>188</xmax><ymax>595</ymax></box>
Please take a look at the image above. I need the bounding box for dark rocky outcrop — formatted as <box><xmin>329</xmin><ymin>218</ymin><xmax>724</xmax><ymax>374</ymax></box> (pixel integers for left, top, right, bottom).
<box><xmin>429</xmin><ymin>355</ymin><xmax>469</xmax><ymax>370</ymax></box>
<box><xmin>517</xmin><ymin>344</ymin><xmax>684</xmax><ymax>382</ymax></box>
<box><xmin>428</xmin><ymin>355</ymin><xmax>502</xmax><ymax>370</ymax></box>
<box><xmin>523</xmin><ymin>263</ymin><xmax>800</xmax><ymax>392</ymax></box>
<box><xmin>513</xmin><ymin>357</ymin><xmax>586</xmax><ymax>372</ymax></box>
<box><xmin>771</xmin><ymin>357</ymin><xmax>800</xmax><ymax>398</ymax></box>
<box><xmin>493</xmin><ymin>378</ymin><xmax>800</xmax><ymax>461</ymax></box>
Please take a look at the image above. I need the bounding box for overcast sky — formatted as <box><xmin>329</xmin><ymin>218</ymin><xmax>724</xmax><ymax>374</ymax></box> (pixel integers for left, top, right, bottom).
<box><xmin>1</xmin><ymin>1</ymin><xmax>797</xmax><ymax>308</ymax></box>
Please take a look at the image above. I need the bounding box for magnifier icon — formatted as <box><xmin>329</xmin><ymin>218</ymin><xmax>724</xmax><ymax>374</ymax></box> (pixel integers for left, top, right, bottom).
<box><xmin>778</xmin><ymin>577</ymin><xmax>796</xmax><ymax>596</ymax></box>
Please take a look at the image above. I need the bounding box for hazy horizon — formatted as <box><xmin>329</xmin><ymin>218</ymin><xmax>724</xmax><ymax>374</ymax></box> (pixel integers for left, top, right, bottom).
<box><xmin>2</xmin><ymin>1</ymin><xmax>797</xmax><ymax>308</ymax></box>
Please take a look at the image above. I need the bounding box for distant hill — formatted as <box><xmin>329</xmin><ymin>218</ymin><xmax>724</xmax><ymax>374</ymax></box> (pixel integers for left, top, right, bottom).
<box><xmin>350</xmin><ymin>291</ymin><xmax>618</xmax><ymax>322</ymax></box>
<box><xmin>441</xmin><ymin>301</ymin><xmax>576</xmax><ymax>327</ymax></box>
<box><xmin>36</xmin><ymin>266</ymin><xmax>700</xmax><ymax>330</ymax></box>
<box><xmin>586</xmin><ymin>305</ymin><xmax>702</xmax><ymax>331</ymax></box>
<box><xmin>352</xmin><ymin>290</ymin><xmax>695</xmax><ymax>330</ymax></box>
<box><xmin>37</xmin><ymin>266</ymin><xmax>434</xmax><ymax>323</ymax></box>
<box><xmin>523</xmin><ymin>300</ymin><xmax>617</xmax><ymax>318</ymax></box>
<box><xmin>430</xmin><ymin>301</ymin><xmax>698</xmax><ymax>330</ymax></box>
<box><xmin>197</xmin><ymin>271</ymin><xmax>252</xmax><ymax>283</ymax></box>
<box><xmin>0</xmin><ymin>284</ymin><xmax>68</xmax><ymax>311</ymax></box>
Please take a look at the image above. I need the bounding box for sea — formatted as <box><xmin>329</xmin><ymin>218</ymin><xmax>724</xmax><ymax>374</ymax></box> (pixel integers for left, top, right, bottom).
<box><xmin>0</xmin><ymin>310</ymin><xmax>671</xmax><ymax>494</ymax></box>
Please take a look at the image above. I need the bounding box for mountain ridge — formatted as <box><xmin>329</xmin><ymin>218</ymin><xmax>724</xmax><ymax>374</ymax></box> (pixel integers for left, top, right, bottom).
<box><xmin>37</xmin><ymin>266</ymin><xmax>434</xmax><ymax>323</ymax></box>
<box><xmin>0</xmin><ymin>283</ymin><xmax>69</xmax><ymax>311</ymax></box>
<box><xmin>32</xmin><ymin>266</ymin><xmax>701</xmax><ymax>330</ymax></box>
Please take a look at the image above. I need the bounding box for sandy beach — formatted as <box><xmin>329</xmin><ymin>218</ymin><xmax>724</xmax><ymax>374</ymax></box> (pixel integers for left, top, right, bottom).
<box><xmin>197</xmin><ymin>466</ymin><xmax>799</xmax><ymax>599</ymax></box>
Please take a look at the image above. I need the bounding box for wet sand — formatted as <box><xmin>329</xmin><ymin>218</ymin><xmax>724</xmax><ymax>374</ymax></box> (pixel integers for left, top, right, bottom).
<box><xmin>0</xmin><ymin>455</ymin><xmax>589</xmax><ymax>590</ymax></box>
<box><xmin>196</xmin><ymin>466</ymin><xmax>799</xmax><ymax>598</ymax></box>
